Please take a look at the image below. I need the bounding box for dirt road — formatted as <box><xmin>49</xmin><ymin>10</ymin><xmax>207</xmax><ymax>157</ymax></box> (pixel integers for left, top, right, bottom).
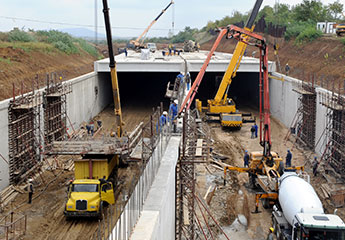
<box><xmin>0</xmin><ymin>105</ymin><xmax>152</xmax><ymax>240</ymax></box>
<box><xmin>195</xmin><ymin>107</ymin><xmax>321</xmax><ymax>239</ymax></box>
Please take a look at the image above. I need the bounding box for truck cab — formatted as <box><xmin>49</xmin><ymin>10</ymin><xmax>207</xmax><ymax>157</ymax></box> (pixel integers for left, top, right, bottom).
<box><xmin>146</xmin><ymin>43</ymin><xmax>157</xmax><ymax>52</ymax></box>
<box><xmin>64</xmin><ymin>179</ymin><xmax>115</xmax><ymax>219</ymax></box>
<box><xmin>292</xmin><ymin>213</ymin><xmax>345</xmax><ymax>240</ymax></box>
<box><xmin>336</xmin><ymin>23</ymin><xmax>345</xmax><ymax>36</ymax></box>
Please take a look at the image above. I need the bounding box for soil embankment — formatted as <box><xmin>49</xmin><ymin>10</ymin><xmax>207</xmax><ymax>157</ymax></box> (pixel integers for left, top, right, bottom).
<box><xmin>202</xmin><ymin>35</ymin><xmax>345</xmax><ymax>90</ymax></box>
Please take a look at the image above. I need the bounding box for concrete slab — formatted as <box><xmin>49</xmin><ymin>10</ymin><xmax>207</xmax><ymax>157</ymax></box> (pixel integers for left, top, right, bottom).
<box><xmin>130</xmin><ymin>136</ymin><xmax>180</xmax><ymax>240</ymax></box>
<box><xmin>129</xmin><ymin>211</ymin><xmax>159</xmax><ymax>240</ymax></box>
<box><xmin>95</xmin><ymin>50</ymin><xmax>276</xmax><ymax>73</ymax></box>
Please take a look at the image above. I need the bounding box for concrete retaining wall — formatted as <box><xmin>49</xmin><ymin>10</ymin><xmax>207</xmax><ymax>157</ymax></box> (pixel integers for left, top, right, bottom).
<box><xmin>0</xmin><ymin>72</ymin><xmax>112</xmax><ymax>190</ymax></box>
<box><xmin>270</xmin><ymin>72</ymin><xmax>331</xmax><ymax>156</ymax></box>
<box><xmin>130</xmin><ymin>136</ymin><xmax>179</xmax><ymax>240</ymax></box>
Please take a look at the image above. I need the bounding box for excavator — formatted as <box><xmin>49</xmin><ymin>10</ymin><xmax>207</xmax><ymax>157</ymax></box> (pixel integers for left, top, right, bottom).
<box><xmin>128</xmin><ymin>1</ymin><xmax>174</xmax><ymax>50</ymax></box>
<box><xmin>194</xmin><ymin>0</ymin><xmax>264</xmax><ymax>128</ymax></box>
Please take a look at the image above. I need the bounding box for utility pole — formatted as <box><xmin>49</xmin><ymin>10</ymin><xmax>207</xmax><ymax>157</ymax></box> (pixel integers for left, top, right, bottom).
<box><xmin>95</xmin><ymin>0</ymin><xmax>98</xmax><ymax>45</ymax></box>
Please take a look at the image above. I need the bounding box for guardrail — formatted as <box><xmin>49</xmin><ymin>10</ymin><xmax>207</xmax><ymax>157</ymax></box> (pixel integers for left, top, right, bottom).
<box><xmin>92</xmin><ymin>105</ymin><xmax>172</xmax><ymax>240</ymax></box>
<box><xmin>0</xmin><ymin>212</ymin><xmax>27</xmax><ymax>240</ymax></box>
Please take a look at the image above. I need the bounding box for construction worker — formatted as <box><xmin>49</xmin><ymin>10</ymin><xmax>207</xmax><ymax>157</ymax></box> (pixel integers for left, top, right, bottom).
<box><xmin>169</xmin><ymin>100</ymin><xmax>178</xmax><ymax>120</ymax></box>
<box><xmin>124</xmin><ymin>48</ymin><xmax>128</xmax><ymax>57</ymax></box>
<box><xmin>168</xmin><ymin>44</ymin><xmax>173</xmax><ymax>56</ymax></box>
<box><xmin>273</xmin><ymin>43</ymin><xmax>278</xmax><ymax>56</ymax></box>
<box><xmin>28</xmin><ymin>179</ymin><xmax>34</xmax><ymax>204</ymax></box>
<box><xmin>186</xmin><ymin>72</ymin><xmax>191</xmax><ymax>90</ymax></box>
<box><xmin>160</xmin><ymin>111</ymin><xmax>168</xmax><ymax>125</ymax></box>
<box><xmin>250</xmin><ymin>124</ymin><xmax>255</xmax><ymax>139</ymax></box>
<box><xmin>177</xmin><ymin>72</ymin><xmax>184</xmax><ymax>86</ymax></box>
<box><xmin>244</xmin><ymin>150</ymin><xmax>250</xmax><ymax>168</ymax></box>
<box><xmin>169</xmin><ymin>100</ymin><xmax>178</xmax><ymax>132</ymax></box>
<box><xmin>254</xmin><ymin>122</ymin><xmax>258</xmax><ymax>138</ymax></box>
<box><xmin>86</xmin><ymin>124</ymin><xmax>91</xmax><ymax>134</ymax></box>
<box><xmin>285</xmin><ymin>63</ymin><xmax>290</xmax><ymax>76</ymax></box>
<box><xmin>286</xmin><ymin>149</ymin><xmax>292</xmax><ymax>167</ymax></box>
<box><xmin>267</xmin><ymin>227</ymin><xmax>274</xmax><ymax>240</ymax></box>
<box><xmin>312</xmin><ymin>156</ymin><xmax>319</xmax><ymax>176</ymax></box>
<box><xmin>90</xmin><ymin>122</ymin><xmax>95</xmax><ymax>136</ymax></box>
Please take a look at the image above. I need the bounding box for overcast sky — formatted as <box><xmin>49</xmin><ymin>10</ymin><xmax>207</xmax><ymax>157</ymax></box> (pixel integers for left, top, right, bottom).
<box><xmin>0</xmin><ymin>0</ymin><xmax>342</xmax><ymax>37</ymax></box>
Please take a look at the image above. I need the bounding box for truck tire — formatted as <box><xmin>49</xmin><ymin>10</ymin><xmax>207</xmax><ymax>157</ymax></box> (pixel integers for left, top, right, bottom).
<box><xmin>273</xmin><ymin>217</ymin><xmax>283</xmax><ymax>240</ymax></box>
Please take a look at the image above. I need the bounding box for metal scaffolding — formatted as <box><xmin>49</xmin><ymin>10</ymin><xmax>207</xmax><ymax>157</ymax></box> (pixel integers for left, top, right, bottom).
<box><xmin>285</xmin><ymin>77</ymin><xmax>316</xmax><ymax>150</ymax></box>
<box><xmin>43</xmin><ymin>73</ymin><xmax>72</xmax><ymax>145</ymax></box>
<box><xmin>319</xmin><ymin>82</ymin><xmax>345</xmax><ymax>179</ymax></box>
<box><xmin>175</xmin><ymin>110</ymin><xmax>210</xmax><ymax>240</ymax></box>
<box><xmin>8</xmin><ymin>83</ymin><xmax>42</xmax><ymax>184</ymax></box>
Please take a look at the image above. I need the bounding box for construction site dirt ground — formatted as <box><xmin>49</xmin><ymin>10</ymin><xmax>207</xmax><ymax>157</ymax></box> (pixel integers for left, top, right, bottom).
<box><xmin>0</xmin><ymin>103</ymin><xmax>344</xmax><ymax>239</ymax></box>
<box><xmin>0</xmin><ymin>105</ymin><xmax>150</xmax><ymax>240</ymax></box>
<box><xmin>195</xmin><ymin>106</ymin><xmax>345</xmax><ymax>240</ymax></box>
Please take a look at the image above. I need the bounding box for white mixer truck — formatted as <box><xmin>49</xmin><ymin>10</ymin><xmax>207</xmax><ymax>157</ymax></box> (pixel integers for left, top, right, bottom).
<box><xmin>272</xmin><ymin>172</ymin><xmax>345</xmax><ymax>239</ymax></box>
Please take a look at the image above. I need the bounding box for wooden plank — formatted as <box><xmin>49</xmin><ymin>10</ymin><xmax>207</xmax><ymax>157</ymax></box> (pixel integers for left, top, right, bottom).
<box><xmin>196</xmin><ymin>139</ymin><xmax>203</xmax><ymax>148</ymax></box>
<box><xmin>195</xmin><ymin>148</ymin><xmax>202</xmax><ymax>157</ymax></box>
<box><xmin>320</xmin><ymin>186</ymin><xmax>330</xmax><ymax>198</ymax></box>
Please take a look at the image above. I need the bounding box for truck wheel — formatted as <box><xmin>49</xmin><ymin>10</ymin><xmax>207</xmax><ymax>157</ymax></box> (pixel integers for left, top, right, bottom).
<box><xmin>273</xmin><ymin>220</ymin><xmax>283</xmax><ymax>240</ymax></box>
<box><xmin>272</xmin><ymin>218</ymin><xmax>282</xmax><ymax>240</ymax></box>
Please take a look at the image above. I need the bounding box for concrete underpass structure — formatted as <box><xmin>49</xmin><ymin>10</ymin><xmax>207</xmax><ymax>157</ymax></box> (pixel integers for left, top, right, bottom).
<box><xmin>0</xmin><ymin>49</ymin><xmax>341</xmax><ymax>239</ymax></box>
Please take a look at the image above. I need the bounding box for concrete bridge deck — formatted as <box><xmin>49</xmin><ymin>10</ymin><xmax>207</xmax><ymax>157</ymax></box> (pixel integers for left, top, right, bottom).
<box><xmin>94</xmin><ymin>50</ymin><xmax>276</xmax><ymax>73</ymax></box>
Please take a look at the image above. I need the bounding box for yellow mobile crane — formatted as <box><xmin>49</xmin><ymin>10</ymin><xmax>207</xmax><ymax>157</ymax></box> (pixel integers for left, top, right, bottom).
<box><xmin>128</xmin><ymin>1</ymin><xmax>174</xmax><ymax>50</ymax></box>
<box><xmin>196</xmin><ymin>0</ymin><xmax>263</xmax><ymax>128</ymax></box>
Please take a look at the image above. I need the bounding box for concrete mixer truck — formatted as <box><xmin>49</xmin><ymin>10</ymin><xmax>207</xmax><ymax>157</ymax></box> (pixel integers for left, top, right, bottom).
<box><xmin>272</xmin><ymin>172</ymin><xmax>345</xmax><ymax>240</ymax></box>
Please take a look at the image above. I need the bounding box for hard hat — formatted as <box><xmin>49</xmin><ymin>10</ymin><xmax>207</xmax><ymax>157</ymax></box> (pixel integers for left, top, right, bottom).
<box><xmin>314</xmin><ymin>156</ymin><xmax>317</xmax><ymax>159</ymax></box>
<box><xmin>245</xmin><ymin>150</ymin><xmax>248</xmax><ymax>153</ymax></box>
<box><xmin>174</xmin><ymin>99</ymin><xmax>178</xmax><ymax>104</ymax></box>
<box><xmin>59</xmin><ymin>76</ymin><xmax>62</xmax><ymax>80</ymax></box>
<box><xmin>270</xmin><ymin>227</ymin><xmax>274</xmax><ymax>232</ymax></box>
<box><xmin>28</xmin><ymin>179</ymin><xmax>33</xmax><ymax>182</ymax></box>
<box><xmin>287</xmin><ymin>149</ymin><xmax>290</xmax><ymax>152</ymax></box>
<box><xmin>163</xmin><ymin>111</ymin><xmax>168</xmax><ymax>115</ymax></box>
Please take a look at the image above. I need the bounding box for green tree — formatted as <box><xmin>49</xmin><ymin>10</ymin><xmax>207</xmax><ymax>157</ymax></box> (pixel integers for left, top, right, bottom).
<box><xmin>258</xmin><ymin>6</ymin><xmax>275</xmax><ymax>23</ymax></box>
<box><xmin>328</xmin><ymin>1</ymin><xmax>344</xmax><ymax>20</ymax></box>
<box><xmin>292</xmin><ymin>0</ymin><xmax>330</xmax><ymax>23</ymax></box>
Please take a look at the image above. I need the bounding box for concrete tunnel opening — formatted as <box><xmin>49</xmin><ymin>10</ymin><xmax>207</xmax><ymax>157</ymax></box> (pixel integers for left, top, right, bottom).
<box><xmin>193</xmin><ymin>72</ymin><xmax>260</xmax><ymax>109</ymax></box>
<box><xmin>98</xmin><ymin>71</ymin><xmax>260</xmax><ymax>114</ymax></box>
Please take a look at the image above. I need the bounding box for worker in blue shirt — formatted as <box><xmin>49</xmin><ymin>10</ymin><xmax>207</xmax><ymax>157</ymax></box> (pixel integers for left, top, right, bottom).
<box><xmin>159</xmin><ymin>111</ymin><xmax>168</xmax><ymax>127</ymax></box>
<box><xmin>169</xmin><ymin>100</ymin><xmax>178</xmax><ymax>132</ymax></box>
<box><xmin>254</xmin><ymin>122</ymin><xmax>258</xmax><ymax>138</ymax></box>
<box><xmin>157</xmin><ymin>111</ymin><xmax>168</xmax><ymax>134</ymax></box>
<box><xmin>286</xmin><ymin>149</ymin><xmax>292</xmax><ymax>167</ymax></box>
<box><xmin>244</xmin><ymin>150</ymin><xmax>250</xmax><ymax>168</ymax></box>
<box><xmin>177</xmin><ymin>72</ymin><xmax>184</xmax><ymax>85</ymax></box>
<box><xmin>186</xmin><ymin>72</ymin><xmax>191</xmax><ymax>90</ymax></box>
<box><xmin>169</xmin><ymin>99</ymin><xmax>178</xmax><ymax>121</ymax></box>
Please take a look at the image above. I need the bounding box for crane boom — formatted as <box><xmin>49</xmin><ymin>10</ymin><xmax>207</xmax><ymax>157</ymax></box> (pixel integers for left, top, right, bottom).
<box><xmin>210</xmin><ymin>0</ymin><xmax>263</xmax><ymax>105</ymax></box>
<box><xmin>226</xmin><ymin>24</ymin><xmax>271</xmax><ymax>154</ymax></box>
<box><xmin>178</xmin><ymin>29</ymin><xmax>228</xmax><ymax>114</ymax></box>
<box><xmin>102</xmin><ymin>0</ymin><xmax>123</xmax><ymax>137</ymax></box>
<box><xmin>131</xmin><ymin>1</ymin><xmax>174</xmax><ymax>47</ymax></box>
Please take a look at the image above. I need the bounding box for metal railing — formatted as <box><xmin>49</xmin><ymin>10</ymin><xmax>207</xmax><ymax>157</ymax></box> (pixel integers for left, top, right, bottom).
<box><xmin>92</xmin><ymin>106</ymin><xmax>172</xmax><ymax>240</ymax></box>
<box><xmin>0</xmin><ymin>212</ymin><xmax>27</xmax><ymax>240</ymax></box>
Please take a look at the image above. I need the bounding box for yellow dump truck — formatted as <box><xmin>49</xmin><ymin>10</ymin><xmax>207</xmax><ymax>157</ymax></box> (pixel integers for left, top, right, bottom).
<box><xmin>64</xmin><ymin>156</ymin><xmax>118</xmax><ymax>219</ymax></box>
